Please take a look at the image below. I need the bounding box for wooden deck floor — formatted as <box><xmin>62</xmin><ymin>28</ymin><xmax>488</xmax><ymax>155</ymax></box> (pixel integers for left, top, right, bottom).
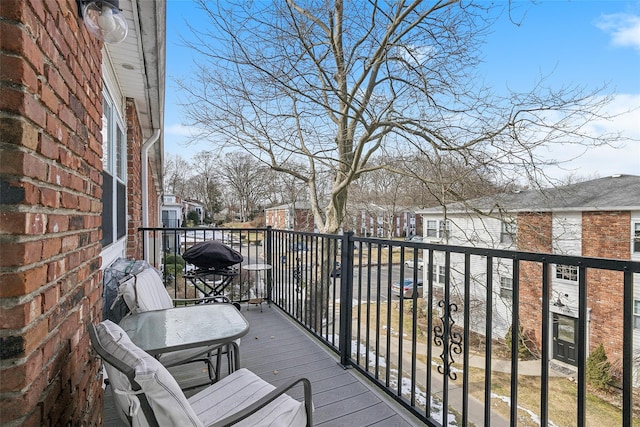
<box><xmin>103</xmin><ymin>305</ymin><xmax>421</xmax><ymax>426</ymax></box>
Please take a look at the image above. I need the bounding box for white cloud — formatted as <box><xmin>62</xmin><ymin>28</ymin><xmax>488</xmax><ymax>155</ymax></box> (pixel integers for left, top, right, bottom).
<box><xmin>164</xmin><ymin>123</ymin><xmax>198</xmax><ymax>137</ymax></box>
<box><xmin>596</xmin><ymin>13</ymin><xmax>640</xmax><ymax>51</ymax></box>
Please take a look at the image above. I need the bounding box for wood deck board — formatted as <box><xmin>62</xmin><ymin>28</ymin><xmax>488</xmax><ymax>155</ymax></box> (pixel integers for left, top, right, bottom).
<box><xmin>103</xmin><ymin>306</ymin><xmax>420</xmax><ymax>426</ymax></box>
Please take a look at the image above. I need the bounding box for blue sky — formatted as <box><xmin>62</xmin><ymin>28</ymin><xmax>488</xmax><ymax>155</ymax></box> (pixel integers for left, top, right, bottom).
<box><xmin>163</xmin><ymin>1</ymin><xmax>640</xmax><ymax>180</ymax></box>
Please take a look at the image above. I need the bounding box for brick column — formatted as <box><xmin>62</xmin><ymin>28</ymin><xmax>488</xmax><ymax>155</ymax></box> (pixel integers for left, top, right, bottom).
<box><xmin>0</xmin><ymin>1</ymin><xmax>104</xmax><ymax>424</ymax></box>
<box><xmin>126</xmin><ymin>99</ymin><xmax>143</xmax><ymax>259</ymax></box>
<box><xmin>517</xmin><ymin>212</ymin><xmax>552</xmax><ymax>352</ymax></box>
<box><xmin>582</xmin><ymin>211</ymin><xmax>629</xmax><ymax>360</ymax></box>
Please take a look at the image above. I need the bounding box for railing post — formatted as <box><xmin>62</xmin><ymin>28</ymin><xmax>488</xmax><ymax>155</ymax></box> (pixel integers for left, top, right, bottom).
<box><xmin>339</xmin><ymin>231</ymin><xmax>354</xmax><ymax>367</ymax></box>
<box><xmin>266</xmin><ymin>226</ymin><xmax>273</xmax><ymax>302</ymax></box>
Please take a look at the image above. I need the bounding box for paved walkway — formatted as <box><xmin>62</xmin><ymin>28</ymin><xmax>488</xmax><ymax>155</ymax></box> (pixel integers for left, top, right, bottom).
<box><xmin>467</xmin><ymin>353</ymin><xmax>576</xmax><ymax>377</ymax></box>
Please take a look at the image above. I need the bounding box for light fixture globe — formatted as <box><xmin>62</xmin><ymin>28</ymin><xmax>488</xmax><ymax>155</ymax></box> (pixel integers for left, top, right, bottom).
<box><xmin>79</xmin><ymin>0</ymin><xmax>128</xmax><ymax>44</ymax></box>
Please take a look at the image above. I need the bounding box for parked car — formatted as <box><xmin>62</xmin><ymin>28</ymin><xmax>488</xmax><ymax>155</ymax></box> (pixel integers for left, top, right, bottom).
<box><xmin>391</xmin><ymin>278</ymin><xmax>424</xmax><ymax>298</ymax></box>
<box><xmin>404</xmin><ymin>258</ymin><xmax>424</xmax><ymax>270</ymax></box>
<box><xmin>405</xmin><ymin>235</ymin><xmax>423</xmax><ymax>242</ymax></box>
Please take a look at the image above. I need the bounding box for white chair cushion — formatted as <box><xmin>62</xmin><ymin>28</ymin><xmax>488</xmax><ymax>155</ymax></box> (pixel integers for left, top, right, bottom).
<box><xmin>189</xmin><ymin>368</ymin><xmax>307</xmax><ymax>426</ymax></box>
<box><xmin>120</xmin><ymin>268</ymin><xmax>173</xmax><ymax>313</ymax></box>
<box><xmin>95</xmin><ymin>320</ymin><xmax>203</xmax><ymax>427</ymax></box>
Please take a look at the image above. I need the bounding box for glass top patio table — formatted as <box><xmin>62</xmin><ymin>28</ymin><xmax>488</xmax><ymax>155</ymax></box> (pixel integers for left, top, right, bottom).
<box><xmin>118</xmin><ymin>304</ymin><xmax>249</xmax><ymax>355</ymax></box>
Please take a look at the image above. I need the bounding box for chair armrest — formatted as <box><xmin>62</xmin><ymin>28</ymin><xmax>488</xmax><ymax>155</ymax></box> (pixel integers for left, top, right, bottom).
<box><xmin>208</xmin><ymin>377</ymin><xmax>312</xmax><ymax>427</ymax></box>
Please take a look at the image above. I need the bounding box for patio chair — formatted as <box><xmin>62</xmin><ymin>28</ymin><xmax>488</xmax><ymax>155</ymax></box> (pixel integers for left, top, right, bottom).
<box><xmin>117</xmin><ymin>267</ymin><xmax>240</xmax><ymax>385</ymax></box>
<box><xmin>90</xmin><ymin>320</ymin><xmax>313</xmax><ymax>426</ymax></box>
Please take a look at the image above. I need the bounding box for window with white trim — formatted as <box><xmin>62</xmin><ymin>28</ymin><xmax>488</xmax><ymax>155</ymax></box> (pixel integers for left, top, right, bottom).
<box><xmin>634</xmin><ymin>222</ymin><xmax>640</xmax><ymax>253</ymax></box>
<box><xmin>635</xmin><ymin>300</ymin><xmax>640</xmax><ymax>329</ymax></box>
<box><xmin>101</xmin><ymin>93</ymin><xmax>127</xmax><ymax>247</ymax></box>
<box><xmin>426</xmin><ymin>220</ymin><xmax>437</xmax><ymax>238</ymax></box>
<box><xmin>433</xmin><ymin>265</ymin><xmax>446</xmax><ymax>284</ymax></box>
<box><xmin>555</xmin><ymin>264</ymin><xmax>578</xmax><ymax>282</ymax></box>
<box><xmin>500</xmin><ymin>276</ymin><xmax>513</xmax><ymax>299</ymax></box>
<box><xmin>500</xmin><ymin>221</ymin><xmax>517</xmax><ymax>244</ymax></box>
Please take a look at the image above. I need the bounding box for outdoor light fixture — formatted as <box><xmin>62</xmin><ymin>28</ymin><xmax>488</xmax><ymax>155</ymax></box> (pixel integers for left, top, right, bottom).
<box><xmin>77</xmin><ymin>0</ymin><xmax>128</xmax><ymax>44</ymax></box>
<box><xmin>552</xmin><ymin>293</ymin><xmax>569</xmax><ymax>308</ymax></box>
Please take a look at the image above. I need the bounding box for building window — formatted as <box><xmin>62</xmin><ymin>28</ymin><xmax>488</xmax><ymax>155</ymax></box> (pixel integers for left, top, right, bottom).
<box><xmin>634</xmin><ymin>222</ymin><xmax>640</xmax><ymax>253</ymax></box>
<box><xmin>433</xmin><ymin>265</ymin><xmax>446</xmax><ymax>284</ymax></box>
<box><xmin>101</xmin><ymin>93</ymin><xmax>127</xmax><ymax>248</ymax></box>
<box><xmin>426</xmin><ymin>220</ymin><xmax>437</xmax><ymax>238</ymax></box>
<box><xmin>556</xmin><ymin>264</ymin><xmax>578</xmax><ymax>282</ymax></box>
<box><xmin>439</xmin><ymin>220</ymin><xmax>451</xmax><ymax>239</ymax></box>
<box><xmin>500</xmin><ymin>276</ymin><xmax>513</xmax><ymax>299</ymax></box>
<box><xmin>500</xmin><ymin>221</ymin><xmax>516</xmax><ymax>244</ymax></box>
<box><xmin>635</xmin><ymin>300</ymin><xmax>640</xmax><ymax>329</ymax></box>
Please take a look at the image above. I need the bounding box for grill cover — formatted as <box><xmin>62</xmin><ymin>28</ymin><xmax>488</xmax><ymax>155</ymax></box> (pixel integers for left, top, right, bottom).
<box><xmin>182</xmin><ymin>240</ymin><xmax>243</xmax><ymax>270</ymax></box>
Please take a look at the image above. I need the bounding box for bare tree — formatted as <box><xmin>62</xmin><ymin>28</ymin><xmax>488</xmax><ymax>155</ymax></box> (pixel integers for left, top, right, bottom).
<box><xmin>261</xmin><ymin>167</ymin><xmax>308</xmax><ymax>207</ymax></box>
<box><xmin>219</xmin><ymin>152</ymin><xmax>269</xmax><ymax>222</ymax></box>
<box><xmin>349</xmin><ymin>158</ymin><xmax>411</xmax><ymax>237</ymax></box>
<box><xmin>178</xmin><ymin>0</ymin><xmax>622</xmax><ymax>236</ymax></box>
<box><xmin>163</xmin><ymin>154</ymin><xmax>191</xmax><ymax>196</ymax></box>
<box><xmin>189</xmin><ymin>151</ymin><xmax>224</xmax><ymax>221</ymax></box>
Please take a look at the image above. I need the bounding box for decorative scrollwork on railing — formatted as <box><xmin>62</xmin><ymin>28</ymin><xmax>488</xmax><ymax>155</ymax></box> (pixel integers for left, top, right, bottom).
<box><xmin>433</xmin><ymin>300</ymin><xmax>463</xmax><ymax>380</ymax></box>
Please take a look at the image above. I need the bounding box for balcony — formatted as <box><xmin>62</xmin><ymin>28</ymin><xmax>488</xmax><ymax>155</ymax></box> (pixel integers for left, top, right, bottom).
<box><xmin>103</xmin><ymin>226</ymin><xmax>640</xmax><ymax>426</ymax></box>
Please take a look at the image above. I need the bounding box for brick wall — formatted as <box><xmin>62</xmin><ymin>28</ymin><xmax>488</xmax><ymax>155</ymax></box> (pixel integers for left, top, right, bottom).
<box><xmin>293</xmin><ymin>208</ymin><xmax>314</xmax><ymax>232</ymax></box>
<box><xmin>266</xmin><ymin>208</ymin><xmax>286</xmax><ymax>229</ymax></box>
<box><xmin>516</xmin><ymin>212</ymin><xmax>553</xmax><ymax>352</ymax></box>
<box><xmin>126</xmin><ymin>99</ymin><xmax>143</xmax><ymax>259</ymax></box>
<box><xmin>0</xmin><ymin>0</ymin><xmax>104</xmax><ymax>424</ymax></box>
<box><xmin>147</xmin><ymin>170</ymin><xmax>159</xmax><ymax>229</ymax></box>
<box><xmin>516</xmin><ymin>211</ymin><xmax>630</xmax><ymax>360</ymax></box>
<box><xmin>582</xmin><ymin>211</ymin><xmax>629</xmax><ymax>360</ymax></box>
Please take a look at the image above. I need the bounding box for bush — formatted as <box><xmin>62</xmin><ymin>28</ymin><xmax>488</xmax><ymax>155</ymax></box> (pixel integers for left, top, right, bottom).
<box><xmin>163</xmin><ymin>254</ymin><xmax>186</xmax><ymax>267</ymax></box>
<box><xmin>586</xmin><ymin>344</ymin><xmax>611</xmax><ymax>390</ymax></box>
<box><xmin>187</xmin><ymin>210</ymin><xmax>200</xmax><ymax>225</ymax></box>
<box><xmin>505</xmin><ymin>323</ymin><xmax>532</xmax><ymax>360</ymax></box>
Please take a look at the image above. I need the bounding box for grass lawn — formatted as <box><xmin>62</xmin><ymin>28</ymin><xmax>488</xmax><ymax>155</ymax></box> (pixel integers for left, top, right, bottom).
<box><xmin>361</xmin><ymin>301</ymin><xmax>637</xmax><ymax>426</ymax></box>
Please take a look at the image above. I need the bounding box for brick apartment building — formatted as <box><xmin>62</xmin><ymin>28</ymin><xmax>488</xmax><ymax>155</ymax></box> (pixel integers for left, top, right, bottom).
<box><xmin>265</xmin><ymin>202</ymin><xmax>315</xmax><ymax>232</ymax></box>
<box><xmin>344</xmin><ymin>204</ymin><xmax>423</xmax><ymax>238</ymax></box>
<box><xmin>0</xmin><ymin>1</ymin><xmax>165</xmax><ymax>424</ymax></box>
<box><xmin>418</xmin><ymin>175</ymin><xmax>640</xmax><ymax>369</ymax></box>
<box><xmin>265</xmin><ymin>201</ymin><xmax>423</xmax><ymax>238</ymax></box>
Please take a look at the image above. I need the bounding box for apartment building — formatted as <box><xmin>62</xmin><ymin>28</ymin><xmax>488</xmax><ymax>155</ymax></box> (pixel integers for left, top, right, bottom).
<box><xmin>418</xmin><ymin>175</ymin><xmax>640</xmax><ymax>369</ymax></box>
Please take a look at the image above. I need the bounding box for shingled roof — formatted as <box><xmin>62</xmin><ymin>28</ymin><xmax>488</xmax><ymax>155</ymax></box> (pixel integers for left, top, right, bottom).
<box><xmin>418</xmin><ymin>174</ymin><xmax>640</xmax><ymax>215</ymax></box>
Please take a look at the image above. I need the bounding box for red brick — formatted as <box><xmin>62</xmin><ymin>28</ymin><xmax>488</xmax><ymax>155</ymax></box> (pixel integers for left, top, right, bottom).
<box><xmin>0</xmin><ymin>296</ymin><xmax>41</xmax><ymax>329</ymax></box>
<box><xmin>42</xmin><ymin>237</ymin><xmax>62</xmax><ymax>259</ymax></box>
<box><xmin>43</xmin><ymin>63</ymin><xmax>69</xmax><ymax>105</ymax></box>
<box><xmin>0</xmin><ymin>118</ymin><xmax>39</xmax><ymax>150</ymax></box>
<box><xmin>40</xmin><ymin>187</ymin><xmax>60</xmax><ymax>208</ymax></box>
<box><xmin>0</xmin><ymin>369</ymin><xmax>47</xmax><ymax>420</ymax></box>
<box><xmin>0</xmin><ymin>55</ymin><xmax>38</xmax><ymax>91</ymax></box>
<box><xmin>39</xmin><ymin>133</ymin><xmax>60</xmax><ymax>162</ymax></box>
<box><xmin>47</xmin><ymin>214</ymin><xmax>69</xmax><ymax>233</ymax></box>
<box><xmin>0</xmin><ymin>350</ymin><xmax>42</xmax><ymax>392</ymax></box>
<box><xmin>0</xmin><ymin>240</ymin><xmax>43</xmax><ymax>267</ymax></box>
<box><xmin>0</xmin><ymin>266</ymin><xmax>47</xmax><ymax>298</ymax></box>
<box><xmin>0</xmin><ymin>211</ymin><xmax>27</xmax><ymax>234</ymax></box>
<box><xmin>42</xmin><ymin>284</ymin><xmax>60</xmax><ymax>312</ymax></box>
<box><xmin>20</xmin><ymin>183</ymin><xmax>38</xmax><ymax>205</ymax></box>
<box><xmin>47</xmin><ymin>259</ymin><xmax>66</xmax><ymax>282</ymax></box>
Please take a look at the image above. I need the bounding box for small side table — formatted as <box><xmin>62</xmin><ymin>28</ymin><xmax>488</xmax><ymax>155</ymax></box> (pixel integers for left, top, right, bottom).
<box><xmin>242</xmin><ymin>263</ymin><xmax>272</xmax><ymax>311</ymax></box>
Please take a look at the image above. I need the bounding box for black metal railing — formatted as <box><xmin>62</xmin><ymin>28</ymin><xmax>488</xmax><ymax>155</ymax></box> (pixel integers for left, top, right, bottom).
<box><xmin>139</xmin><ymin>226</ymin><xmax>640</xmax><ymax>426</ymax></box>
